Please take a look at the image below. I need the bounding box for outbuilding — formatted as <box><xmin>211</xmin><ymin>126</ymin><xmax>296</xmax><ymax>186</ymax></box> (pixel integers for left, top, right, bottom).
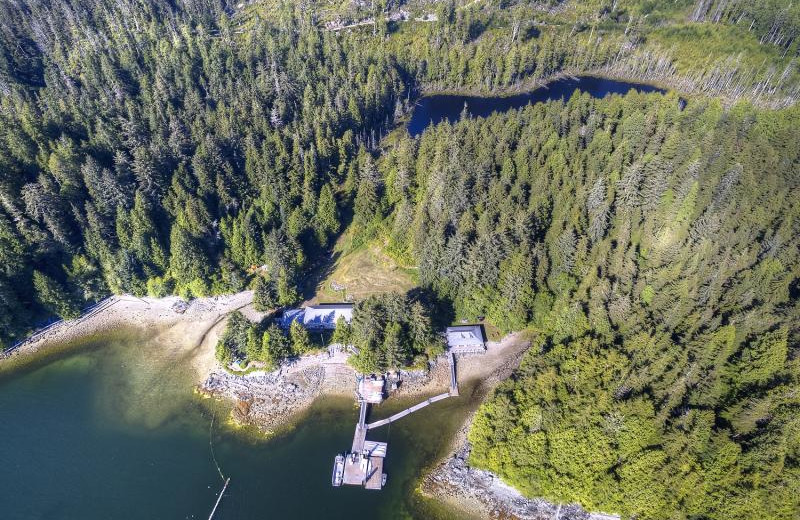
<box><xmin>446</xmin><ymin>325</ymin><xmax>486</xmax><ymax>354</ymax></box>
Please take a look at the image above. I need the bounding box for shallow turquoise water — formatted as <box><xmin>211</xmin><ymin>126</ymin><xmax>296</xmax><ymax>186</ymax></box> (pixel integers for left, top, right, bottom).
<box><xmin>0</xmin><ymin>331</ymin><xmax>476</xmax><ymax>519</ymax></box>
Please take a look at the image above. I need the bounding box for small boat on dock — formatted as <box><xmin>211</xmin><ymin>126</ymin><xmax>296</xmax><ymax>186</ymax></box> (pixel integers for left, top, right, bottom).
<box><xmin>332</xmin><ymin>454</ymin><xmax>345</xmax><ymax>487</ymax></box>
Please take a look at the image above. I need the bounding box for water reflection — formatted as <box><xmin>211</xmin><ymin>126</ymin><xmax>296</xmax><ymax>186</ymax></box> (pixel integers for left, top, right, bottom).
<box><xmin>408</xmin><ymin>76</ymin><xmax>668</xmax><ymax>136</ymax></box>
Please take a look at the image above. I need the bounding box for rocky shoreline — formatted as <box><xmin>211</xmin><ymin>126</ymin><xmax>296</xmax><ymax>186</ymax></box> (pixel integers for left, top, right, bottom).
<box><xmin>422</xmin><ymin>438</ymin><xmax>618</xmax><ymax>520</ymax></box>
<box><xmin>198</xmin><ymin>351</ymin><xmax>352</xmax><ymax>432</ymax></box>
<box><xmin>196</xmin><ymin>349</ymin><xmax>447</xmax><ymax>432</ymax></box>
<box><xmin>200</xmin><ymin>365</ymin><xmax>329</xmax><ymax>431</ymax></box>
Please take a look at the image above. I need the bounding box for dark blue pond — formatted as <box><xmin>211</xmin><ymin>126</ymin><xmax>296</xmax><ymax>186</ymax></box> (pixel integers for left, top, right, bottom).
<box><xmin>408</xmin><ymin>76</ymin><xmax>667</xmax><ymax>136</ymax></box>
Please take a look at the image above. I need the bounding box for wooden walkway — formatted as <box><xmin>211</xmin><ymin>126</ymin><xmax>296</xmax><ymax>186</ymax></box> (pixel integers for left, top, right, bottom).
<box><xmin>366</xmin><ymin>392</ymin><xmax>451</xmax><ymax>429</ymax></box>
<box><xmin>366</xmin><ymin>350</ymin><xmax>460</xmax><ymax>429</ymax></box>
<box><xmin>351</xmin><ymin>401</ymin><xmax>368</xmax><ymax>452</ymax></box>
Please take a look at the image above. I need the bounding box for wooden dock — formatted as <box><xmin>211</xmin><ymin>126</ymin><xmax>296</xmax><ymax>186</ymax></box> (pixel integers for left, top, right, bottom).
<box><xmin>364</xmin><ymin>456</ymin><xmax>384</xmax><ymax>490</ymax></box>
<box><xmin>332</xmin><ymin>345</ymin><xmax>478</xmax><ymax>491</ymax></box>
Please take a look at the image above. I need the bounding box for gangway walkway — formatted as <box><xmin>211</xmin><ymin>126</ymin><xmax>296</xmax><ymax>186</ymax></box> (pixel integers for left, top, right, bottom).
<box><xmin>366</xmin><ymin>392</ymin><xmax>451</xmax><ymax>429</ymax></box>
<box><xmin>358</xmin><ymin>399</ymin><xmax>368</xmax><ymax>427</ymax></box>
<box><xmin>448</xmin><ymin>351</ymin><xmax>458</xmax><ymax>396</ymax></box>
<box><xmin>351</xmin><ymin>400</ymin><xmax>368</xmax><ymax>452</ymax></box>
<box><xmin>367</xmin><ymin>350</ymin><xmax>460</xmax><ymax>429</ymax></box>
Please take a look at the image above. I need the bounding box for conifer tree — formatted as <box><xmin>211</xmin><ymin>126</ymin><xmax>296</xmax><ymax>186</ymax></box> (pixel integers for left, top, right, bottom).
<box><xmin>32</xmin><ymin>270</ymin><xmax>80</xmax><ymax>320</ymax></box>
<box><xmin>289</xmin><ymin>320</ymin><xmax>312</xmax><ymax>354</ymax></box>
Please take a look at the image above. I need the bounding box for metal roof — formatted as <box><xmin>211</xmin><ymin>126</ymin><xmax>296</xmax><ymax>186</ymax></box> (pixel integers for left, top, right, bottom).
<box><xmin>302</xmin><ymin>303</ymin><xmax>353</xmax><ymax>329</ymax></box>
<box><xmin>445</xmin><ymin>325</ymin><xmax>485</xmax><ymax>347</ymax></box>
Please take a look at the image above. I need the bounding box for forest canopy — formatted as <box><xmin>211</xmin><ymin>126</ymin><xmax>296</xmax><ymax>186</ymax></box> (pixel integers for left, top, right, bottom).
<box><xmin>2</xmin><ymin>0</ymin><xmax>800</xmax><ymax>346</ymax></box>
<box><xmin>361</xmin><ymin>93</ymin><xmax>799</xmax><ymax>519</ymax></box>
<box><xmin>1</xmin><ymin>1</ymin><xmax>800</xmax><ymax>518</ymax></box>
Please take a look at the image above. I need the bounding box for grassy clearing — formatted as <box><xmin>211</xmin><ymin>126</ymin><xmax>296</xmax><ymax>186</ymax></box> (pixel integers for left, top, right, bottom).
<box><xmin>309</xmin><ymin>235</ymin><xmax>417</xmax><ymax>304</ymax></box>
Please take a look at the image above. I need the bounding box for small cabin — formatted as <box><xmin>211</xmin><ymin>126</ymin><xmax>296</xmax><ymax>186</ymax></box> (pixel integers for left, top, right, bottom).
<box><xmin>446</xmin><ymin>325</ymin><xmax>486</xmax><ymax>354</ymax></box>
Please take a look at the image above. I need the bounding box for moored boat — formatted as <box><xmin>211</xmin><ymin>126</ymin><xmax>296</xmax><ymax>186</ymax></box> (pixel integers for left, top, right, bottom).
<box><xmin>331</xmin><ymin>454</ymin><xmax>345</xmax><ymax>487</ymax></box>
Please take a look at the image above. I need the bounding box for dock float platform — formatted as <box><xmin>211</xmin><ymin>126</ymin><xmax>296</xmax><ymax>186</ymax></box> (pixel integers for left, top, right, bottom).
<box><xmin>332</xmin><ymin>346</ymin><xmax>474</xmax><ymax>490</ymax></box>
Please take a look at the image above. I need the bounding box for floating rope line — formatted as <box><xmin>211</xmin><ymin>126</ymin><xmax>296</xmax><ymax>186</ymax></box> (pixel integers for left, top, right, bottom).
<box><xmin>209</xmin><ymin>411</ymin><xmax>225</xmax><ymax>481</ymax></box>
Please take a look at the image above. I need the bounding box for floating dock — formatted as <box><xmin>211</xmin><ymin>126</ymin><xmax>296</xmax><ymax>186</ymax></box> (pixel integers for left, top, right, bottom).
<box><xmin>333</xmin><ymin>396</ymin><xmax>388</xmax><ymax>490</ymax></box>
<box><xmin>341</xmin><ymin>440</ymin><xmax>387</xmax><ymax>489</ymax></box>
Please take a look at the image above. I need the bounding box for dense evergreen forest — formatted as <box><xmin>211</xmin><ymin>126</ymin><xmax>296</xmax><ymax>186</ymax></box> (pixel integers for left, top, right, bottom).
<box><xmin>366</xmin><ymin>95</ymin><xmax>798</xmax><ymax>519</ymax></box>
<box><xmin>2</xmin><ymin>0</ymin><xmax>800</xmax><ymax>345</ymax></box>
<box><xmin>1</xmin><ymin>1</ymin><xmax>800</xmax><ymax>517</ymax></box>
<box><xmin>0</xmin><ymin>0</ymin><xmax>411</xmax><ymax>344</ymax></box>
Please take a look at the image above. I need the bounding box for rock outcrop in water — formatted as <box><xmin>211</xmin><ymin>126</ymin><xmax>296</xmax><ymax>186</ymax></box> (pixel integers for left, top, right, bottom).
<box><xmin>198</xmin><ymin>356</ymin><xmax>339</xmax><ymax>431</ymax></box>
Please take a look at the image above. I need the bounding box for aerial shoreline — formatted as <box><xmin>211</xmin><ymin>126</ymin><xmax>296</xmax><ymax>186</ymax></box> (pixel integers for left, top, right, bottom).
<box><xmin>1</xmin><ymin>291</ymin><xmax>260</xmax><ymax>378</ymax></box>
<box><xmin>0</xmin><ymin>294</ymin><xmax>568</xmax><ymax>517</ymax></box>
